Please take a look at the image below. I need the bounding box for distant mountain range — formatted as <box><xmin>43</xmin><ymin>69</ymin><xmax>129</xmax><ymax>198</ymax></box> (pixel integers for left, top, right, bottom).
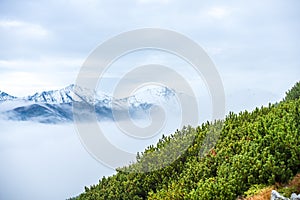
<box><xmin>0</xmin><ymin>91</ymin><xmax>17</xmax><ymax>101</ymax></box>
<box><xmin>0</xmin><ymin>85</ymin><xmax>177</xmax><ymax>123</ymax></box>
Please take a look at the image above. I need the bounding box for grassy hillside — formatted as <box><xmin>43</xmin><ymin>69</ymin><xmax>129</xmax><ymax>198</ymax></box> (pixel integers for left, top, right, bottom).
<box><xmin>72</xmin><ymin>81</ymin><xmax>300</xmax><ymax>200</ymax></box>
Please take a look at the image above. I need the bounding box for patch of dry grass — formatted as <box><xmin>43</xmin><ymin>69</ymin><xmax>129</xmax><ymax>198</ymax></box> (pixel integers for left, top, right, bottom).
<box><xmin>239</xmin><ymin>173</ymin><xmax>300</xmax><ymax>200</ymax></box>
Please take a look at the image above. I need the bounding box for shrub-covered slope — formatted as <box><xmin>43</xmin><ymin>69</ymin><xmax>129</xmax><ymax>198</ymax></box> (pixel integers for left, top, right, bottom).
<box><xmin>73</xmin><ymin>82</ymin><xmax>300</xmax><ymax>200</ymax></box>
<box><xmin>285</xmin><ymin>81</ymin><xmax>300</xmax><ymax>101</ymax></box>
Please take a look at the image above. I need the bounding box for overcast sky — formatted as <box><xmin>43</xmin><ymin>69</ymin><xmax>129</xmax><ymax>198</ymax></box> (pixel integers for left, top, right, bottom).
<box><xmin>0</xmin><ymin>1</ymin><xmax>300</xmax><ymax>199</ymax></box>
<box><xmin>0</xmin><ymin>0</ymin><xmax>299</xmax><ymax>111</ymax></box>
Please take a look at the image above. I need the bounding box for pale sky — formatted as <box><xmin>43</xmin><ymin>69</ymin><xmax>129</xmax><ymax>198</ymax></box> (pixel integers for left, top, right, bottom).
<box><xmin>0</xmin><ymin>0</ymin><xmax>299</xmax><ymax>112</ymax></box>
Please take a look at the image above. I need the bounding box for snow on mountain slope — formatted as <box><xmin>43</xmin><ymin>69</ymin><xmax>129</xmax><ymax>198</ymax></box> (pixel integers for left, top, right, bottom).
<box><xmin>27</xmin><ymin>84</ymin><xmax>94</xmax><ymax>104</ymax></box>
<box><xmin>131</xmin><ymin>86</ymin><xmax>176</xmax><ymax>104</ymax></box>
<box><xmin>0</xmin><ymin>85</ymin><xmax>180</xmax><ymax>123</ymax></box>
<box><xmin>0</xmin><ymin>91</ymin><xmax>17</xmax><ymax>101</ymax></box>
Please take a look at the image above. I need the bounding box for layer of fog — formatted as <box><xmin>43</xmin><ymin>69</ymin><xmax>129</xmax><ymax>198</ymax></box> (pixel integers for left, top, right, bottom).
<box><xmin>0</xmin><ymin>104</ymin><xmax>186</xmax><ymax>200</ymax></box>
<box><xmin>0</xmin><ymin>121</ymin><xmax>115</xmax><ymax>200</ymax></box>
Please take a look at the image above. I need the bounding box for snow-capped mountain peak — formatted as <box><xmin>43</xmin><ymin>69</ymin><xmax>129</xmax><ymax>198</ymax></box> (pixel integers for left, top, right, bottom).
<box><xmin>26</xmin><ymin>84</ymin><xmax>97</xmax><ymax>104</ymax></box>
<box><xmin>0</xmin><ymin>84</ymin><xmax>180</xmax><ymax>123</ymax></box>
<box><xmin>0</xmin><ymin>91</ymin><xmax>17</xmax><ymax>101</ymax></box>
<box><xmin>130</xmin><ymin>86</ymin><xmax>176</xmax><ymax>104</ymax></box>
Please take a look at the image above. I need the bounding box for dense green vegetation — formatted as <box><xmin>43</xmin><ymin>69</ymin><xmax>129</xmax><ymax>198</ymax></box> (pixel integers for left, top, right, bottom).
<box><xmin>72</xmin><ymin>82</ymin><xmax>300</xmax><ymax>200</ymax></box>
<box><xmin>285</xmin><ymin>81</ymin><xmax>300</xmax><ymax>101</ymax></box>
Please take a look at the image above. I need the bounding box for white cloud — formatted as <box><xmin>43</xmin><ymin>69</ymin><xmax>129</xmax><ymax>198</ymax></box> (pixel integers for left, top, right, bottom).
<box><xmin>0</xmin><ymin>57</ymin><xmax>83</xmax><ymax>71</ymax></box>
<box><xmin>0</xmin><ymin>71</ymin><xmax>73</xmax><ymax>97</ymax></box>
<box><xmin>0</xmin><ymin>19</ymin><xmax>49</xmax><ymax>38</ymax></box>
<box><xmin>136</xmin><ymin>0</ymin><xmax>171</xmax><ymax>4</ymax></box>
<box><xmin>0</xmin><ymin>20</ymin><xmax>24</xmax><ymax>27</ymax></box>
<box><xmin>206</xmin><ymin>6</ymin><xmax>231</xmax><ymax>19</ymax></box>
<box><xmin>0</xmin><ymin>57</ymin><xmax>84</xmax><ymax>96</ymax></box>
<box><xmin>206</xmin><ymin>47</ymin><xmax>224</xmax><ymax>56</ymax></box>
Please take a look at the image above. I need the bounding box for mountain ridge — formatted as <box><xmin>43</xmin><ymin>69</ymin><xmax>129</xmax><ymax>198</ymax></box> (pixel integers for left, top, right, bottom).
<box><xmin>0</xmin><ymin>90</ymin><xmax>17</xmax><ymax>101</ymax></box>
<box><xmin>0</xmin><ymin>84</ymin><xmax>178</xmax><ymax>123</ymax></box>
